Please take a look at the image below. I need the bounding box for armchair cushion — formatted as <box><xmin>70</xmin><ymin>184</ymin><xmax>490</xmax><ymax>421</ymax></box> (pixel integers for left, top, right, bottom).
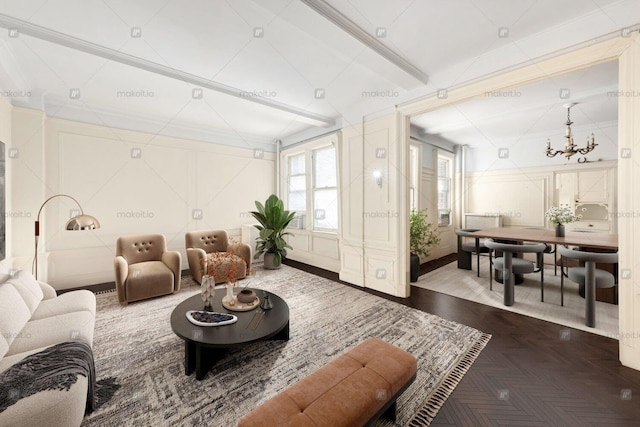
<box><xmin>115</xmin><ymin>234</ymin><xmax>181</xmax><ymax>304</ymax></box>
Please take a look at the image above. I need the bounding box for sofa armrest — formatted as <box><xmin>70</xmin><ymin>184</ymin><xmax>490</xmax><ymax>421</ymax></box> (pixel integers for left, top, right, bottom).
<box><xmin>162</xmin><ymin>251</ymin><xmax>182</xmax><ymax>292</ymax></box>
<box><xmin>38</xmin><ymin>281</ymin><xmax>57</xmax><ymax>299</ymax></box>
<box><xmin>186</xmin><ymin>247</ymin><xmax>207</xmax><ymax>284</ymax></box>
<box><xmin>114</xmin><ymin>256</ymin><xmax>129</xmax><ymax>303</ymax></box>
<box><xmin>229</xmin><ymin>243</ymin><xmax>252</xmax><ymax>273</ymax></box>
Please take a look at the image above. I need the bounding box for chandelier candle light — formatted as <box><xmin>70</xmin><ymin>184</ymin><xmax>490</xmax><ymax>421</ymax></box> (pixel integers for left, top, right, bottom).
<box><xmin>545</xmin><ymin>103</ymin><xmax>597</xmax><ymax>163</ymax></box>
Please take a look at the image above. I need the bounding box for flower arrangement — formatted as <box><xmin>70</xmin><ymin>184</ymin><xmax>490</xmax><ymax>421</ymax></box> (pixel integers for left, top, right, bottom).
<box><xmin>545</xmin><ymin>206</ymin><xmax>582</xmax><ymax>225</ymax></box>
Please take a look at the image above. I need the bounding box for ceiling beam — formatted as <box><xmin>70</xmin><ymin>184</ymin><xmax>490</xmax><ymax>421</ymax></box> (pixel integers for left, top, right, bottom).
<box><xmin>0</xmin><ymin>13</ymin><xmax>335</xmax><ymax>127</ymax></box>
<box><xmin>299</xmin><ymin>0</ymin><xmax>429</xmax><ymax>84</ymax></box>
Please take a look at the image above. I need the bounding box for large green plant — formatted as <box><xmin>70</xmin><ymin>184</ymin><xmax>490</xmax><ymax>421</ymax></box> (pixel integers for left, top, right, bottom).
<box><xmin>250</xmin><ymin>194</ymin><xmax>296</xmax><ymax>267</ymax></box>
<box><xmin>410</xmin><ymin>208</ymin><xmax>440</xmax><ymax>257</ymax></box>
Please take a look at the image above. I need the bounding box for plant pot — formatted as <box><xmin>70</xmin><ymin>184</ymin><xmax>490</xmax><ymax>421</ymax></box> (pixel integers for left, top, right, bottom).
<box><xmin>410</xmin><ymin>253</ymin><xmax>420</xmax><ymax>283</ymax></box>
<box><xmin>264</xmin><ymin>253</ymin><xmax>281</xmax><ymax>270</ymax></box>
<box><xmin>555</xmin><ymin>223</ymin><xmax>565</xmax><ymax>238</ymax></box>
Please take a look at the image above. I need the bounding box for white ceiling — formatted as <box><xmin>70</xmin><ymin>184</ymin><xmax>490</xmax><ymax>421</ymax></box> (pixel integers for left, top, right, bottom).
<box><xmin>411</xmin><ymin>60</ymin><xmax>619</xmax><ymax>149</ymax></box>
<box><xmin>0</xmin><ymin>0</ymin><xmax>637</xmax><ymax>148</ymax></box>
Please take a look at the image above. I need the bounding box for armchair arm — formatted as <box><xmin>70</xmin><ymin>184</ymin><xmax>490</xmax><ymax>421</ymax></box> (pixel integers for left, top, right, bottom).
<box><xmin>229</xmin><ymin>242</ymin><xmax>252</xmax><ymax>273</ymax></box>
<box><xmin>186</xmin><ymin>247</ymin><xmax>207</xmax><ymax>284</ymax></box>
<box><xmin>162</xmin><ymin>250</ymin><xmax>182</xmax><ymax>292</ymax></box>
<box><xmin>114</xmin><ymin>256</ymin><xmax>129</xmax><ymax>303</ymax></box>
<box><xmin>38</xmin><ymin>281</ymin><xmax>57</xmax><ymax>299</ymax></box>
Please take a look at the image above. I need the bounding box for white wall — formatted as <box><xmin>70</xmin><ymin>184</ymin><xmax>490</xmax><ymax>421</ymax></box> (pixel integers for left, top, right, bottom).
<box><xmin>10</xmin><ymin>109</ymin><xmax>275</xmax><ymax>289</ymax></box>
<box><xmin>465</xmin><ymin>160</ymin><xmax>617</xmax><ymax>229</ymax></box>
<box><xmin>0</xmin><ymin>97</ymin><xmax>11</xmax><ymax>273</ymax></box>
<box><xmin>339</xmin><ymin>114</ymin><xmax>407</xmax><ymax>297</ymax></box>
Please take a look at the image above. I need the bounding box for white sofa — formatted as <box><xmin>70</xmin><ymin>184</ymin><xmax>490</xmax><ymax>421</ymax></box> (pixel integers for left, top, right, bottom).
<box><xmin>0</xmin><ymin>270</ymin><xmax>96</xmax><ymax>427</ymax></box>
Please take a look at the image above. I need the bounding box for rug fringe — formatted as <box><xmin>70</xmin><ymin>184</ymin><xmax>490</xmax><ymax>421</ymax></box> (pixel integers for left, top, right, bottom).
<box><xmin>407</xmin><ymin>332</ymin><xmax>492</xmax><ymax>427</ymax></box>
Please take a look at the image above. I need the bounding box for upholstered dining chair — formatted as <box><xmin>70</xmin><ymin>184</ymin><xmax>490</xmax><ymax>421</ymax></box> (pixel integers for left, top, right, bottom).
<box><xmin>455</xmin><ymin>229</ymin><xmax>491</xmax><ymax>277</ymax></box>
<box><xmin>185</xmin><ymin>229</ymin><xmax>252</xmax><ymax>284</ymax></box>
<box><xmin>114</xmin><ymin>234</ymin><xmax>182</xmax><ymax>304</ymax></box>
<box><xmin>557</xmin><ymin>246</ymin><xmax>618</xmax><ymax>327</ymax></box>
<box><xmin>484</xmin><ymin>239</ymin><xmax>547</xmax><ymax>306</ymax></box>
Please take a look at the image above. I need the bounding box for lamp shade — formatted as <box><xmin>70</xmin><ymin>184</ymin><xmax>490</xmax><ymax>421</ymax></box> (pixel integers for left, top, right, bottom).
<box><xmin>65</xmin><ymin>214</ymin><xmax>100</xmax><ymax>231</ymax></box>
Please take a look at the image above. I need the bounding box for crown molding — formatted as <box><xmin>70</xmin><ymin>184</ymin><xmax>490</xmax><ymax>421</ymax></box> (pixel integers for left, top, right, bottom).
<box><xmin>299</xmin><ymin>0</ymin><xmax>429</xmax><ymax>84</ymax></box>
<box><xmin>21</xmin><ymin>94</ymin><xmax>278</xmax><ymax>150</ymax></box>
<box><xmin>0</xmin><ymin>13</ymin><xmax>335</xmax><ymax>128</ymax></box>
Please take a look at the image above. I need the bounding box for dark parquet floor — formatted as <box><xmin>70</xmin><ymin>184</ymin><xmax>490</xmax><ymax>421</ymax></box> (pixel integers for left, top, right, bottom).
<box><xmin>285</xmin><ymin>257</ymin><xmax>640</xmax><ymax>427</ymax></box>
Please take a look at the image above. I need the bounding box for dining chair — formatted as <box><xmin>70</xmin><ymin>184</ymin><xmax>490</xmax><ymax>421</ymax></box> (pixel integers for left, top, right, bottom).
<box><xmin>455</xmin><ymin>229</ymin><xmax>491</xmax><ymax>277</ymax></box>
<box><xmin>484</xmin><ymin>239</ymin><xmax>548</xmax><ymax>306</ymax></box>
<box><xmin>557</xmin><ymin>245</ymin><xmax>618</xmax><ymax>327</ymax></box>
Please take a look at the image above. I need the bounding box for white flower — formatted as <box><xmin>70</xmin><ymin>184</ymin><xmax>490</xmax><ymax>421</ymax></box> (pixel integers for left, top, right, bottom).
<box><xmin>545</xmin><ymin>206</ymin><xmax>582</xmax><ymax>225</ymax></box>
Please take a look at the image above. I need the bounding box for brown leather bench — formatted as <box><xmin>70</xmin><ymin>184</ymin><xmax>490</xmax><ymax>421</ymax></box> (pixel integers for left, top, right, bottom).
<box><xmin>238</xmin><ymin>338</ymin><xmax>417</xmax><ymax>427</ymax></box>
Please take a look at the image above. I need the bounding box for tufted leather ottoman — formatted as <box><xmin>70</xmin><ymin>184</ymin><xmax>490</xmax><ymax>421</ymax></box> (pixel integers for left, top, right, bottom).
<box><xmin>237</xmin><ymin>338</ymin><xmax>417</xmax><ymax>427</ymax></box>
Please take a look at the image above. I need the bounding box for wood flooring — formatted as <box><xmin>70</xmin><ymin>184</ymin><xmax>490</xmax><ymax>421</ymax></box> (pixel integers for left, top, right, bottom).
<box><xmin>284</xmin><ymin>257</ymin><xmax>640</xmax><ymax>427</ymax></box>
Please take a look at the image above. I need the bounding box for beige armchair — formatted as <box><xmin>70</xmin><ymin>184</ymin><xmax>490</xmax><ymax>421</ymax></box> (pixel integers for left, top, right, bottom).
<box><xmin>185</xmin><ymin>229</ymin><xmax>251</xmax><ymax>284</ymax></box>
<box><xmin>114</xmin><ymin>234</ymin><xmax>181</xmax><ymax>304</ymax></box>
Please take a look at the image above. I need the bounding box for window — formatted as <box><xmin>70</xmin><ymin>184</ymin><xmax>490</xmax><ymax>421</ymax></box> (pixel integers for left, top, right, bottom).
<box><xmin>312</xmin><ymin>146</ymin><xmax>338</xmax><ymax>230</ymax></box>
<box><xmin>287</xmin><ymin>154</ymin><xmax>306</xmax><ymax>212</ymax></box>
<box><xmin>437</xmin><ymin>156</ymin><xmax>452</xmax><ymax>226</ymax></box>
<box><xmin>284</xmin><ymin>143</ymin><xmax>338</xmax><ymax>232</ymax></box>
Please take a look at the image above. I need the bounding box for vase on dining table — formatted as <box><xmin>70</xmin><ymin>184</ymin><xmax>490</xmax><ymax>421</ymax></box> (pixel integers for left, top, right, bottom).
<box><xmin>555</xmin><ymin>223</ymin><xmax>565</xmax><ymax>238</ymax></box>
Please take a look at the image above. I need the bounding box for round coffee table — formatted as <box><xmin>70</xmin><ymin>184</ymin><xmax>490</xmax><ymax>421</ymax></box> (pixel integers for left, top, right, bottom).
<box><xmin>170</xmin><ymin>288</ymin><xmax>289</xmax><ymax>380</ymax></box>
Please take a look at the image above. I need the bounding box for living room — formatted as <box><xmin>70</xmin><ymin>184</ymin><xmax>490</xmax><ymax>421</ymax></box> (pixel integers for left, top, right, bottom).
<box><xmin>1</xmin><ymin>1</ymin><xmax>640</xmax><ymax>426</ymax></box>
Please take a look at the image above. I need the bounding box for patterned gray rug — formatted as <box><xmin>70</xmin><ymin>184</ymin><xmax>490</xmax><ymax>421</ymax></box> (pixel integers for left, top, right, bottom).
<box><xmin>82</xmin><ymin>265</ymin><xmax>490</xmax><ymax>426</ymax></box>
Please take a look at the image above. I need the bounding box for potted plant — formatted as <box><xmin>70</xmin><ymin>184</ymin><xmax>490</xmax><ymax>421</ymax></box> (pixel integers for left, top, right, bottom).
<box><xmin>250</xmin><ymin>194</ymin><xmax>296</xmax><ymax>269</ymax></box>
<box><xmin>409</xmin><ymin>208</ymin><xmax>440</xmax><ymax>282</ymax></box>
<box><xmin>545</xmin><ymin>206</ymin><xmax>582</xmax><ymax>237</ymax></box>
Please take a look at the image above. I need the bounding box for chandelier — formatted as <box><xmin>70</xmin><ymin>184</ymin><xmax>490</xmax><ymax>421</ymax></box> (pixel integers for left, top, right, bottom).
<box><xmin>545</xmin><ymin>102</ymin><xmax>597</xmax><ymax>162</ymax></box>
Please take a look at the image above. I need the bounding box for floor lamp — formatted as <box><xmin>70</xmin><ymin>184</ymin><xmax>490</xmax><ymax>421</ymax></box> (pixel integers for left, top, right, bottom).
<box><xmin>34</xmin><ymin>194</ymin><xmax>100</xmax><ymax>280</ymax></box>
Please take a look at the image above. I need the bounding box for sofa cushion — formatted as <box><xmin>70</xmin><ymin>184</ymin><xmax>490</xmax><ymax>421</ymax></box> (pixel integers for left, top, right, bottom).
<box><xmin>4</xmin><ymin>271</ymin><xmax>44</xmax><ymax>314</ymax></box>
<box><xmin>0</xmin><ymin>284</ymin><xmax>32</xmax><ymax>348</ymax></box>
<box><xmin>31</xmin><ymin>290</ymin><xmax>96</xmax><ymax>321</ymax></box>
<box><xmin>0</xmin><ymin>373</ymin><xmax>88</xmax><ymax>427</ymax></box>
<box><xmin>0</xmin><ymin>335</ymin><xmax>8</xmax><ymax>360</ymax></box>
<box><xmin>5</xmin><ymin>311</ymin><xmax>95</xmax><ymax>356</ymax></box>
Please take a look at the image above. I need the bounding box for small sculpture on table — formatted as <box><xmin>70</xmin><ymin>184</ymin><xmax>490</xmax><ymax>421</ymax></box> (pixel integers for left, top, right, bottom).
<box><xmin>260</xmin><ymin>292</ymin><xmax>273</xmax><ymax>310</ymax></box>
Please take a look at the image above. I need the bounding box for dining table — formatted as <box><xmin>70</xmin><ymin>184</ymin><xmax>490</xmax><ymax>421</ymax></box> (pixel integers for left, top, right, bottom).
<box><xmin>458</xmin><ymin>227</ymin><xmax>619</xmax><ymax>327</ymax></box>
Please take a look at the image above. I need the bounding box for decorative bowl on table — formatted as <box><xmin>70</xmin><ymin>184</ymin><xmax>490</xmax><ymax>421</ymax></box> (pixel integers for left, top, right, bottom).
<box><xmin>237</xmin><ymin>289</ymin><xmax>257</xmax><ymax>304</ymax></box>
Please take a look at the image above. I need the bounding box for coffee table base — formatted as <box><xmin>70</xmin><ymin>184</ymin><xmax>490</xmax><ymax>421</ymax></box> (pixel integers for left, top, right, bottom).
<box><xmin>185</xmin><ymin>321</ymin><xmax>290</xmax><ymax>380</ymax></box>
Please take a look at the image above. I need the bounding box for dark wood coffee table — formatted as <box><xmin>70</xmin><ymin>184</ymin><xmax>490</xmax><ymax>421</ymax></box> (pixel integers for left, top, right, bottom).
<box><xmin>170</xmin><ymin>288</ymin><xmax>289</xmax><ymax>380</ymax></box>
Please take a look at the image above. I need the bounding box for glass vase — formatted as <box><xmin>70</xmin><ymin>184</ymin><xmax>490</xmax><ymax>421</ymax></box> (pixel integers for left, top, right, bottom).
<box><xmin>555</xmin><ymin>223</ymin><xmax>565</xmax><ymax>237</ymax></box>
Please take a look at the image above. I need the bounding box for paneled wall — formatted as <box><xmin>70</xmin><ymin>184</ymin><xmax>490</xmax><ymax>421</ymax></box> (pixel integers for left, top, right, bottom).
<box><xmin>339</xmin><ymin>114</ymin><xmax>406</xmax><ymax>297</ymax></box>
<box><xmin>465</xmin><ymin>161</ymin><xmax>617</xmax><ymax>229</ymax></box>
<box><xmin>11</xmin><ymin>109</ymin><xmax>275</xmax><ymax>289</ymax></box>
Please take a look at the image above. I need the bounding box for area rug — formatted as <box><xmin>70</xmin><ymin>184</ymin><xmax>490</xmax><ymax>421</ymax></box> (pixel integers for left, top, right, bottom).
<box><xmin>82</xmin><ymin>265</ymin><xmax>490</xmax><ymax>426</ymax></box>
<box><xmin>414</xmin><ymin>259</ymin><xmax>618</xmax><ymax>338</ymax></box>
